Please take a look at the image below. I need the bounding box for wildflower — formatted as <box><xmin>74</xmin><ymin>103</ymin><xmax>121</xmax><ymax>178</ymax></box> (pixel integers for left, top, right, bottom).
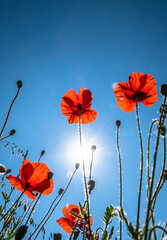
<box><xmin>6</xmin><ymin>159</ymin><xmax>54</xmax><ymax>199</ymax></box>
<box><xmin>56</xmin><ymin>204</ymin><xmax>93</xmax><ymax>234</ymax></box>
<box><xmin>114</xmin><ymin>72</ymin><xmax>157</xmax><ymax>112</ymax></box>
<box><xmin>61</xmin><ymin>88</ymin><xmax>97</xmax><ymax>124</ymax></box>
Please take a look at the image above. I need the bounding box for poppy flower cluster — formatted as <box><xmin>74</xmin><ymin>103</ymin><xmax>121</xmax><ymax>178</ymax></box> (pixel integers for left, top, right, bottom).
<box><xmin>57</xmin><ymin>204</ymin><xmax>93</xmax><ymax>239</ymax></box>
<box><xmin>6</xmin><ymin>159</ymin><xmax>54</xmax><ymax>199</ymax></box>
<box><xmin>114</xmin><ymin>72</ymin><xmax>157</xmax><ymax>112</ymax></box>
<box><xmin>61</xmin><ymin>88</ymin><xmax>97</xmax><ymax>124</ymax></box>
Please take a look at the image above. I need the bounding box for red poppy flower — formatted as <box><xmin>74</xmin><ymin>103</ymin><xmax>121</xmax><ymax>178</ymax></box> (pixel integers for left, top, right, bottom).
<box><xmin>57</xmin><ymin>204</ymin><xmax>93</xmax><ymax>234</ymax></box>
<box><xmin>61</xmin><ymin>88</ymin><xmax>97</xmax><ymax>124</ymax></box>
<box><xmin>114</xmin><ymin>72</ymin><xmax>157</xmax><ymax>112</ymax></box>
<box><xmin>6</xmin><ymin>159</ymin><xmax>54</xmax><ymax>200</ymax></box>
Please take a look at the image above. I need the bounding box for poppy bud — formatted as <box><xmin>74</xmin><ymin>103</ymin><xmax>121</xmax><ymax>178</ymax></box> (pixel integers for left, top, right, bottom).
<box><xmin>15</xmin><ymin>225</ymin><xmax>28</xmax><ymax>240</ymax></box>
<box><xmin>6</xmin><ymin>169</ymin><xmax>11</xmax><ymax>174</ymax></box>
<box><xmin>48</xmin><ymin>172</ymin><xmax>53</xmax><ymax>180</ymax></box>
<box><xmin>41</xmin><ymin>150</ymin><xmax>45</xmax><ymax>156</ymax></box>
<box><xmin>88</xmin><ymin>180</ymin><xmax>95</xmax><ymax>191</ymax></box>
<box><xmin>75</xmin><ymin>163</ymin><xmax>80</xmax><ymax>169</ymax></box>
<box><xmin>91</xmin><ymin>145</ymin><xmax>96</xmax><ymax>152</ymax></box>
<box><xmin>162</xmin><ymin>170</ymin><xmax>167</xmax><ymax>180</ymax></box>
<box><xmin>73</xmin><ymin>229</ymin><xmax>80</xmax><ymax>239</ymax></box>
<box><xmin>116</xmin><ymin>120</ymin><xmax>121</xmax><ymax>127</ymax></box>
<box><xmin>53</xmin><ymin>233</ymin><xmax>62</xmax><ymax>240</ymax></box>
<box><xmin>17</xmin><ymin>80</ymin><xmax>23</xmax><ymax>89</ymax></box>
<box><xmin>160</xmin><ymin>84</ymin><xmax>167</xmax><ymax>97</ymax></box>
<box><xmin>159</xmin><ymin>125</ymin><xmax>166</xmax><ymax>137</ymax></box>
<box><xmin>10</xmin><ymin>129</ymin><xmax>16</xmax><ymax>136</ymax></box>
<box><xmin>58</xmin><ymin>188</ymin><xmax>64</xmax><ymax>195</ymax></box>
<box><xmin>0</xmin><ymin>164</ymin><xmax>6</xmax><ymax>175</ymax></box>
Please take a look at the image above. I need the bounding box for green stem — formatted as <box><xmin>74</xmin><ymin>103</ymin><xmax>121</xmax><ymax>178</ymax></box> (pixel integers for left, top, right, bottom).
<box><xmin>144</xmin><ymin>96</ymin><xmax>167</xmax><ymax>240</ymax></box>
<box><xmin>0</xmin><ymin>86</ymin><xmax>21</xmax><ymax>139</ymax></box>
<box><xmin>147</xmin><ymin>120</ymin><xmax>159</xmax><ymax>198</ymax></box>
<box><xmin>116</xmin><ymin>125</ymin><xmax>122</xmax><ymax>240</ymax></box>
<box><xmin>135</xmin><ymin>102</ymin><xmax>144</xmax><ymax>237</ymax></box>
<box><xmin>0</xmin><ymin>190</ymin><xmax>25</xmax><ymax>222</ymax></box>
<box><xmin>33</xmin><ymin>168</ymin><xmax>77</xmax><ymax>240</ymax></box>
<box><xmin>148</xmin><ymin>226</ymin><xmax>167</xmax><ymax>240</ymax></box>
<box><xmin>0</xmin><ymin>134</ymin><xmax>10</xmax><ymax>142</ymax></box>
<box><xmin>78</xmin><ymin>111</ymin><xmax>92</xmax><ymax>239</ymax></box>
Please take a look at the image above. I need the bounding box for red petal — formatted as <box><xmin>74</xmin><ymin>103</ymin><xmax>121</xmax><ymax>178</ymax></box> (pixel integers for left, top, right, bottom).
<box><xmin>63</xmin><ymin>205</ymin><xmax>80</xmax><ymax>222</ymax></box>
<box><xmin>114</xmin><ymin>82</ymin><xmax>136</xmax><ymax>112</ymax></box>
<box><xmin>33</xmin><ymin>178</ymin><xmax>54</xmax><ymax>195</ymax></box>
<box><xmin>61</xmin><ymin>89</ymin><xmax>78</xmax><ymax>116</ymax></box>
<box><xmin>129</xmin><ymin>72</ymin><xmax>144</xmax><ymax>91</ymax></box>
<box><xmin>20</xmin><ymin>159</ymin><xmax>34</xmax><ymax>186</ymax></box>
<box><xmin>57</xmin><ymin>217</ymin><xmax>73</xmax><ymax>234</ymax></box>
<box><xmin>78</xmin><ymin>88</ymin><xmax>92</xmax><ymax>108</ymax></box>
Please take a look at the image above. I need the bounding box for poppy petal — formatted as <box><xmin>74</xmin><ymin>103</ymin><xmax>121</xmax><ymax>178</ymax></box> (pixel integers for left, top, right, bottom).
<box><xmin>33</xmin><ymin>178</ymin><xmax>54</xmax><ymax>195</ymax></box>
<box><xmin>129</xmin><ymin>72</ymin><xmax>144</xmax><ymax>91</ymax></box>
<box><xmin>57</xmin><ymin>217</ymin><xmax>73</xmax><ymax>234</ymax></box>
<box><xmin>20</xmin><ymin>159</ymin><xmax>34</xmax><ymax>186</ymax></box>
<box><xmin>61</xmin><ymin>89</ymin><xmax>79</xmax><ymax>116</ymax></box>
<box><xmin>63</xmin><ymin>205</ymin><xmax>80</xmax><ymax>222</ymax></box>
<box><xmin>114</xmin><ymin>82</ymin><xmax>136</xmax><ymax>112</ymax></box>
<box><xmin>78</xmin><ymin>88</ymin><xmax>92</xmax><ymax>108</ymax></box>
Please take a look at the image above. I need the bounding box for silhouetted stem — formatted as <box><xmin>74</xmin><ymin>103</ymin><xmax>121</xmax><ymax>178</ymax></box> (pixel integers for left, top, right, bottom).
<box><xmin>0</xmin><ymin>134</ymin><xmax>10</xmax><ymax>142</ymax></box>
<box><xmin>0</xmin><ymin>86</ymin><xmax>21</xmax><ymax>139</ymax></box>
<box><xmin>152</xmin><ymin>137</ymin><xmax>166</xmax><ymax>210</ymax></box>
<box><xmin>33</xmin><ymin>168</ymin><xmax>77</xmax><ymax>240</ymax></box>
<box><xmin>144</xmin><ymin>96</ymin><xmax>166</xmax><ymax>240</ymax></box>
<box><xmin>116</xmin><ymin>124</ymin><xmax>122</xmax><ymax>240</ymax></box>
<box><xmin>161</xmin><ymin>220</ymin><xmax>167</xmax><ymax>239</ymax></box>
<box><xmin>78</xmin><ymin>112</ymin><xmax>92</xmax><ymax>239</ymax></box>
<box><xmin>135</xmin><ymin>102</ymin><xmax>144</xmax><ymax>237</ymax></box>
<box><xmin>147</xmin><ymin>120</ymin><xmax>159</xmax><ymax>198</ymax></box>
<box><xmin>148</xmin><ymin>226</ymin><xmax>167</xmax><ymax>240</ymax></box>
<box><xmin>89</xmin><ymin>152</ymin><xmax>94</xmax><ymax>181</ymax></box>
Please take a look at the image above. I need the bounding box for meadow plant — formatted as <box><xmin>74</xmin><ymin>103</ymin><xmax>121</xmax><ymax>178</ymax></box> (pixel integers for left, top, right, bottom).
<box><xmin>0</xmin><ymin>73</ymin><xmax>167</xmax><ymax>240</ymax></box>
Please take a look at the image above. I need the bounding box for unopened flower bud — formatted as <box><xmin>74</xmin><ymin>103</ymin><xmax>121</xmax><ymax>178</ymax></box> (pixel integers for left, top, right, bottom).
<box><xmin>6</xmin><ymin>169</ymin><xmax>11</xmax><ymax>174</ymax></box>
<box><xmin>58</xmin><ymin>188</ymin><xmax>64</xmax><ymax>195</ymax></box>
<box><xmin>53</xmin><ymin>233</ymin><xmax>62</xmax><ymax>240</ymax></box>
<box><xmin>73</xmin><ymin>229</ymin><xmax>80</xmax><ymax>239</ymax></box>
<box><xmin>0</xmin><ymin>164</ymin><xmax>6</xmax><ymax>175</ymax></box>
<box><xmin>17</xmin><ymin>80</ymin><xmax>23</xmax><ymax>89</ymax></box>
<box><xmin>162</xmin><ymin>170</ymin><xmax>167</xmax><ymax>180</ymax></box>
<box><xmin>75</xmin><ymin>163</ymin><xmax>80</xmax><ymax>169</ymax></box>
<box><xmin>160</xmin><ymin>84</ymin><xmax>167</xmax><ymax>97</ymax></box>
<box><xmin>91</xmin><ymin>145</ymin><xmax>96</xmax><ymax>152</ymax></box>
<box><xmin>10</xmin><ymin>129</ymin><xmax>16</xmax><ymax>136</ymax></box>
<box><xmin>88</xmin><ymin>180</ymin><xmax>95</xmax><ymax>191</ymax></box>
<box><xmin>48</xmin><ymin>172</ymin><xmax>53</xmax><ymax>180</ymax></box>
<box><xmin>159</xmin><ymin>125</ymin><xmax>166</xmax><ymax>137</ymax></box>
<box><xmin>15</xmin><ymin>225</ymin><xmax>28</xmax><ymax>240</ymax></box>
<box><xmin>116</xmin><ymin>120</ymin><xmax>121</xmax><ymax>127</ymax></box>
<box><xmin>41</xmin><ymin>150</ymin><xmax>45</xmax><ymax>156</ymax></box>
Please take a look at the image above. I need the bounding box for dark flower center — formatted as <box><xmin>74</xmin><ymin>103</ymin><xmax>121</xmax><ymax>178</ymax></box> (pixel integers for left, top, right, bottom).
<box><xmin>77</xmin><ymin>104</ymin><xmax>82</xmax><ymax>110</ymax></box>
<box><xmin>25</xmin><ymin>182</ymin><xmax>30</xmax><ymax>189</ymax></box>
<box><xmin>134</xmin><ymin>91</ymin><xmax>148</xmax><ymax>102</ymax></box>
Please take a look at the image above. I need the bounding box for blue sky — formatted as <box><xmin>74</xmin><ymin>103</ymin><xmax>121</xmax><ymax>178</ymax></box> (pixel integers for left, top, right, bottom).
<box><xmin>0</xmin><ymin>0</ymin><xmax>167</xmax><ymax>239</ymax></box>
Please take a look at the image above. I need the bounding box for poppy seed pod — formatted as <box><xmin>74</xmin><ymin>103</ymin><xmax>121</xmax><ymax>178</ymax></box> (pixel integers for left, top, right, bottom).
<box><xmin>91</xmin><ymin>145</ymin><xmax>96</xmax><ymax>152</ymax></box>
<box><xmin>88</xmin><ymin>180</ymin><xmax>95</xmax><ymax>191</ymax></box>
<box><xmin>6</xmin><ymin>169</ymin><xmax>11</xmax><ymax>174</ymax></box>
<box><xmin>116</xmin><ymin>120</ymin><xmax>121</xmax><ymax>127</ymax></box>
<box><xmin>75</xmin><ymin>163</ymin><xmax>80</xmax><ymax>169</ymax></box>
<box><xmin>41</xmin><ymin>150</ymin><xmax>45</xmax><ymax>156</ymax></box>
<box><xmin>10</xmin><ymin>129</ymin><xmax>16</xmax><ymax>136</ymax></box>
<box><xmin>54</xmin><ymin>233</ymin><xmax>62</xmax><ymax>240</ymax></box>
<box><xmin>48</xmin><ymin>172</ymin><xmax>53</xmax><ymax>180</ymax></box>
<box><xmin>0</xmin><ymin>164</ymin><xmax>6</xmax><ymax>175</ymax></box>
<box><xmin>162</xmin><ymin>170</ymin><xmax>167</xmax><ymax>180</ymax></box>
<box><xmin>160</xmin><ymin>84</ymin><xmax>167</xmax><ymax>97</ymax></box>
<box><xmin>15</xmin><ymin>225</ymin><xmax>28</xmax><ymax>240</ymax></box>
<box><xmin>159</xmin><ymin>125</ymin><xmax>166</xmax><ymax>137</ymax></box>
<box><xmin>17</xmin><ymin>80</ymin><xmax>23</xmax><ymax>89</ymax></box>
<box><xmin>58</xmin><ymin>188</ymin><xmax>64</xmax><ymax>195</ymax></box>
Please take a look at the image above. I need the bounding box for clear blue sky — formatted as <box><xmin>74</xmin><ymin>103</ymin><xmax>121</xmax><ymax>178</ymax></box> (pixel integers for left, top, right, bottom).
<box><xmin>0</xmin><ymin>0</ymin><xmax>167</xmax><ymax>239</ymax></box>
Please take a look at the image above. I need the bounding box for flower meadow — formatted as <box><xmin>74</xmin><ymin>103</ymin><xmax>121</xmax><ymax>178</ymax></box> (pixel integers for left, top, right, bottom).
<box><xmin>0</xmin><ymin>73</ymin><xmax>167</xmax><ymax>240</ymax></box>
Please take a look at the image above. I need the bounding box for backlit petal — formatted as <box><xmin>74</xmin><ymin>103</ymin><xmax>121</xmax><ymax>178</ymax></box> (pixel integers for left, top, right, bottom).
<box><xmin>78</xmin><ymin>88</ymin><xmax>92</xmax><ymax>108</ymax></box>
<box><xmin>56</xmin><ymin>217</ymin><xmax>73</xmax><ymax>234</ymax></box>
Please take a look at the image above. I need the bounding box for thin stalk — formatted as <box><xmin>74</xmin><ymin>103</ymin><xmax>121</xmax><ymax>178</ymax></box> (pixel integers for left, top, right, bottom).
<box><xmin>148</xmin><ymin>226</ymin><xmax>167</xmax><ymax>240</ymax></box>
<box><xmin>25</xmin><ymin>177</ymin><xmax>50</xmax><ymax>225</ymax></box>
<box><xmin>151</xmin><ymin>137</ymin><xmax>166</xmax><ymax>210</ymax></box>
<box><xmin>161</xmin><ymin>219</ymin><xmax>167</xmax><ymax>239</ymax></box>
<box><xmin>116</xmin><ymin>124</ymin><xmax>122</xmax><ymax>240</ymax></box>
<box><xmin>147</xmin><ymin>120</ymin><xmax>159</xmax><ymax>198</ymax></box>
<box><xmin>144</xmin><ymin>96</ymin><xmax>167</xmax><ymax>240</ymax></box>
<box><xmin>33</xmin><ymin>168</ymin><xmax>77</xmax><ymax>240</ymax></box>
<box><xmin>0</xmin><ymin>86</ymin><xmax>21</xmax><ymax>139</ymax></box>
<box><xmin>0</xmin><ymin>134</ymin><xmax>10</xmax><ymax>142</ymax></box>
<box><xmin>0</xmin><ymin>190</ymin><xmax>25</xmax><ymax>222</ymax></box>
<box><xmin>89</xmin><ymin>152</ymin><xmax>94</xmax><ymax>181</ymax></box>
<box><xmin>78</xmin><ymin>111</ymin><xmax>92</xmax><ymax>239</ymax></box>
<box><xmin>135</xmin><ymin>102</ymin><xmax>144</xmax><ymax>237</ymax></box>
